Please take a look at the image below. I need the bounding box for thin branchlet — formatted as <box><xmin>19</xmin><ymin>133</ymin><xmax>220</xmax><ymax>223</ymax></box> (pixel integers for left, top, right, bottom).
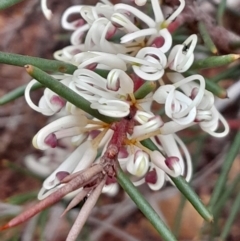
<box><xmin>0</xmin><ymin>164</ymin><xmax>104</xmax><ymax>230</ymax></box>
<box><xmin>61</xmin><ymin>188</ymin><xmax>90</xmax><ymax>217</ymax></box>
<box><xmin>66</xmin><ymin>176</ymin><xmax>107</xmax><ymax>241</ymax></box>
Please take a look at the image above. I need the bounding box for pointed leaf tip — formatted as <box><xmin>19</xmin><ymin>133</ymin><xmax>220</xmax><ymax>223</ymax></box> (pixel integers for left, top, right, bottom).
<box><xmin>0</xmin><ymin>223</ymin><xmax>10</xmax><ymax>231</ymax></box>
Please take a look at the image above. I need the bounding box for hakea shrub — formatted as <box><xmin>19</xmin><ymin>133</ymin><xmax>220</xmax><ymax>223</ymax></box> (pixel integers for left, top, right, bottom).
<box><xmin>0</xmin><ymin>0</ymin><xmax>229</xmax><ymax>240</ymax></box>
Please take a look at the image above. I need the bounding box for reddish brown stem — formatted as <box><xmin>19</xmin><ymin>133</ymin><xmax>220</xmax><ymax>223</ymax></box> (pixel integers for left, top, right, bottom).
<box><xmin>0</xmin><ymin>164</ymin><xmax>103</xmax><ymax>230</ymax></box>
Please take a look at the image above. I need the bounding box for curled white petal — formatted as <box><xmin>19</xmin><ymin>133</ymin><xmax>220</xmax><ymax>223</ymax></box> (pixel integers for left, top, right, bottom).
<box><xmin>157</xmin><ymin>134</ymin><xmax>186</xmax><ymax>177</ymax></box>
<box><xmin>41</xmin><ymin>0</ymin><xmax>52</xmax><ymax>20</ymax></box>
<box><xmin>165</xmin><ymin>0</ymin><xmax>185</xmax><ymax>25</ymax></box>
<box><xmin>114</xmin><ymin>4</ymin><xmax>155</xmax><ymax>28</ymax></box>
<box><xmin>39</xmin><ymin>141</ymin><xmax>92</xmax><ymax>195</ymax></box>
<box><xmin>118</xmin><ymin>47</ymin><xmax>167</xmax><ymax>81</ymax></box>
<box><xmin>71</xmin><ymin>24</ymin><xmax>90</xmax><ymax>45</ymax></box>
<box><xmin>127</xmin><ymin>150</ymin><xmax>149</xmax><ymax>177</ymax></box>
<box><xmin>134</xmin><ymin>110</ymin><xmax>154</xmax><ymax>124</ymax></box>
<box><xmin>199</xmin><ymin>107</ymin><xmax>230</xmax><ymax>138</ymax></box>
<box><xmin>147</xmin><ymin>164</ymin><xmax>165</xmax><ymax>191</ymax></box>
<box><xmin>74</xmin><ymin>52</ymin><xmax>127</xmax><ymax>70</ymax></box>
<box><xmin>168</xmin><ymin>34</ymin><xmax>197</xmax><ymax>72</ymax></box>
<box><xmin>91</xmin><ymin>99</ymin><xmax>130</xmax><ymax>117</ymax></box>
<box><xmin>107</xmin><ymin>69</ymin><xmax>134</xmax><ymax>94</ymax></box>
<box><xmin>33</xmin><ymin>115</ymin><xmax>87</xmax><ymax>150</ymax></box>
<box><xmin>132</xmin><ymin>115</ymin><xmax>163</xmax><ymax>138</ymax></box>
<box><xmin>61</xmin><ymin>5</ymin><xmax>84</xmax><ymax>30</ymax></box>
<box><xmin>25</xmin><ymin>80</ymin><xmax>58</xmax><ymax>116</ymax></box>
<box><xmin>151</xmin><ymin>0</ymin><xmax>164</xmax><ymax>23</ymax></box>
<box><xmin>150</xmin><ymin>150</ymin><xmax>182</xmax><ymax>177</ymax></box>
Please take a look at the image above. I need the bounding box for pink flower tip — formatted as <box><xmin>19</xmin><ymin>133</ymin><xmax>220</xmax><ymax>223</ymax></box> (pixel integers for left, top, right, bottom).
<box><xmin>151</xmin><ymin>36</ymin><xmax>165</xmax><ymax>48</ymax></box>
<box><xmin>56</xmin><ymin>171</ymin><xmax>70</xmax><ymax>182</ymax></box>
<box><xmin>165</xmin><ymin>156</ymin><xmax>179</xmax><ymax>170</ymax></box>
<box><xmin>44</xmin><ymin>133</ymin><xmax>57</xmax><ymax>148</ymax></box>
<box><xmin>50</xmin><ymin>95</ymin><xmax>66</xmax><ymax>108</ymax></box>
<box><xmin>145</xmin><ymin>169</ymin><xmax>157</xmax><ymax>184</ymax></box>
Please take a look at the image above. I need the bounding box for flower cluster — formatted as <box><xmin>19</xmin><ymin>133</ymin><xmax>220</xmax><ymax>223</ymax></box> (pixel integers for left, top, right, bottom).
<box><xmin>3</xmin><ymin>0</ymin><xmax>229</xmax><ymax>240</ymax></box>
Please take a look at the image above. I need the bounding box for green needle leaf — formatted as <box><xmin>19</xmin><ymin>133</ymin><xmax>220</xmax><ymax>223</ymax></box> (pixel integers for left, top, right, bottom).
<box><xmin>0</xmin><ymin>0</ymin><xmax>25</xmax><ymax>10</ymax></box>
<box><xmin>116</xmin><ymin>164</ymin><xmax>177</xmax><ymax>241</ymax></box>
<box><xmin>190</xmin><ymin>54</ymin><xmax>240</xmax><ymax>70</ymax></box>
<box><xmin>209</xmin><ymin>64</ymin><xmax>240</xmax><ymax>83</ymax></box>
<box><xmin>25</xmin><ymin>65</ymin><xmax>118</xmax><ymax>123</ymax></box>
<box><xmin>0</xmin><ymin>82</ymin><xmax>42</xmax><ymax>105</ymax></box>
<box><xmin>141</xmin><ymin>138</ymin><xmax>213</xmax><ymax>222</ymax></box>
<box><xmin>220</xmin><ymin>190</ymin><xmax>240</xmax><ymax>240</ymax></box>
<box><xmin>209</xmin><ymin>131</ymin><xmax>240</xmax><ymax>209</ymax></box>
<box><xmin>134</xmin><ymin>81</ymin><xmax>156</xmax><ymax>99</ymax></box>
<box><xmin>217</xmin><ymin>0</ymin><xmax>227</xmax><ymax>26</ymax></box>
<box><xmin>213</xmin><ymin>174</ymin><xmax>240</xmax><ymax>216</ymax></box>
<box><xmin>198</xmin><ymin>21</ymin><xmax>218</xmax><ymax>54</ymax></box>
<box><xmin>0</xmin><ymin>51</ymin><xmax>77</xmax><ymax>74</ymax></box>
<box><xmin>170</xmin><ymin>176</ymin><xmax>213</xmax><ymax>222</ymax></box>
<box><xmin>205</xmin><ymin>78</ymin><xmax>228</xmax><ymax>99</ymax></box>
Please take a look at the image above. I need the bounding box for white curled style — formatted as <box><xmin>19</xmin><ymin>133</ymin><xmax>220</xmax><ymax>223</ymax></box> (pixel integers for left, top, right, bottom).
<box><xmin>38</xmin><ymin>141</ymin><xmax>95</xmax><ymax>199</ymax></box>
<box><xmin>126</xmin><ymin>150</ymin><xmax>149</xmax><ymax>177</ymax></box>
<box><xmin>111</xmin><ymin>12</ymin><xmax>139</xmax><ymax>33</ymax></box>
<box><xmin>199</xmin><ymin>107</ymin><xmax>230</xmax><ymax>138</ymax></box>
<box><xmin>132</xmin><ymin>115</ymin><xmax>163</xmax><ymax>138</ymax></box>
<box><xmin>153</xmin><ymin>74</ymin><xmax>205</xmax><ymax>125</ymax></box>
<box><xmin>74</xmin><ymin>51</ymin><xmax>127</xmax><ymax>70</ymax></box>
<box><xmin>84</xmin><ymin>18</ymin><xmax>121</xmax><ymax>53</ymax></box>
<box><xmin>54</xmin><ymin>45</ymin><xmax>84</xmax><ymax>63</ymax></box>
<box><xmin>148</xmin><ymin>28</ymin><xmax>173</xmax><ymax>53</ymax></box>
<box><xmin>164</xmin><ymin>0</ymin><xmax>185</xmax><ymax>25</ymax></box>
<box><xmin>168</xmin><ymin>34</ymin><xmax>197</xmax><ymax>73</ymax></box>
<box><xmin>114</xmin><ymin>4</ymin><xmax>155</xmax><ymax>28</ymax></box>
<box><xmin>91</xmin><ymin>99</ymin><xmax>130</xmax><ymax>117</ymax></box>
<box><xmin>118</xmin><ymin>47</ymin><xmax>167</xmax><ymax>81</ymax></box>
<box><xmin>25</xmin><ymin>80</ymin><xmax>63</xmax><ymax>116</ymax></box>
<box><xmin>107</xmin><ymin>69</ymin><xmax>134</xmax><ymax>94</ymax></box>
<box><xmin>33</xmin><ymin>115</ymin><xmax>87</xmax><ymax>150</ymax></box>
<box><xmin>147</xmin><ymin>164</ymin><xmax>165</xmax><ymax>191</ymax></box>
<box><xmin>61</xmin><ymin>5</ymin><xmax>85</xmax><ymax>30</ymax></box>
<box><xmin>41</xmin><ymin>0</ymin><xmax>52</xmax><ymax>20</ymax></box>
<box><xmin>147</xmin><ymin>165</ymin><xmax>166</xmax><ymax>191</ymax></box>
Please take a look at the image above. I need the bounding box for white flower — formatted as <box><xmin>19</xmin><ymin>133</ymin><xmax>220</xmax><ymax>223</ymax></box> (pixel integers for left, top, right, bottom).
<box><xmin>114</xmin><ymin>0</ymin><xmax>185</xmax><ymax>53</ymax></box>
<box><xmin>118</xmin><ymin>47</ymin><xmax>167</xmax><ymax>81</ymax></box>
<box><xmin>41</xmin><ymin>0</ymin><xmax>52</xmax><ymax>20</ymax></box>
<box><xmin>166</xmin><ymin>73</ymin><xmax>229</xmax><ymax>137</ymax></box>
<box><xmin>168</xmin><ymin>34</ymin><xmax>198</xmax><ymax>72</ymax></box>
<box><xmin>25</xmin><ymin>76</ymin><xmax>71</xmax><ymax>116</ymax></box>
<box><xmin>74</xmin><ymin>51</ymin><xmax>127</xmax><ymax>70</ymax></box>
<box><xmin>153</xmin><ymin>74</ymin><xmax>205</xmax><ymax>125</ymax></box>
<box><xmin>127</xmin><ymin>150</ymin><xmax>149</xmax><ymax>177</ymax></box>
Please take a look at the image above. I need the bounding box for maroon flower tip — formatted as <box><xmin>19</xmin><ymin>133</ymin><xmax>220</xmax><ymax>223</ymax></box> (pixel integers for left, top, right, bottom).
<box><xmin>74</xmin><ymin>19</ymin><xmax>85</xmax><ymax>28</ymax></box>
<box><xmin>106</xmin><ymin>26</ymin><xmax>117</xmax><ymax>39</ymax></box>
<box><xmin>44</xmin><ymin>133</ymin><xmax>57</xmax><ymax>148</ymax></box>
<box><xmin>165</xmin><ymin>156</ymin><xmax>179</xmax><ymax>170</ymax></box>
<box><xmin>50</xmin><ymin>95</ymin><xmax>66</xmax><ymax>108</ymax></box>
<box><xmin>56</xmin><ymin>171</ymin><xmax>70</xmax><ymax>182</ymax></box>
<box><xmin>145</xmin><ymin>169</ymin><xmax>157</xmax><ymax>184</ymax></box>
<box><xmin>86</xmin><ymin>63</ymin><xmax>97</xmax><ymax>70</ymax></box>
<box><xmin>151</xmin><ymin>36</ymin><xmax>165</xmax><ymax>48</ymax></box>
